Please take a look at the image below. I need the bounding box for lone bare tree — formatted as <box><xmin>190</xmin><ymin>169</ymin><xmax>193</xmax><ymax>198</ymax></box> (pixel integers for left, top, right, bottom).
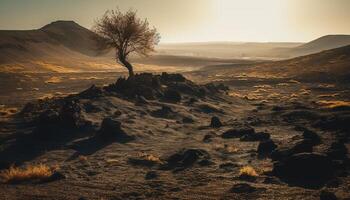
<box><xmin>93</xmin><ymin>9</ymin><xmax>160</xmax><ymax>77</ymax></box>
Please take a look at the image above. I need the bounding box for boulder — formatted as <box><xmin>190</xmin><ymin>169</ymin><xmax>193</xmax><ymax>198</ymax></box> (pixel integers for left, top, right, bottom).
<box><xmin>145</xmin><ymin>171</ymin><xmax>158</xmax><ymax>180</ymax></box>
<box><xmin>78</xmin><ymin>85</ymin><xmax>103</xmax><ymax>99</ymax></box>
<box><xmin>327</xmin><ymin>141</ymin><xmax>348</xmax><ymax>160</ymax></box>
<box><xmin>222</xmin><ymin>127</ymin><xmax>255</xmax><ymax>139</ymax></box>
<box><xmin>273</xmin><ymin>153</ymin><xmax>334</xmax><ymax>188</ymax></box>
<box><xmin>257</xmin><ymin>139</ymin><xmax>277</xmax><ymax>155</ymax></box>
<box><xmin>163</xmin><ymin>89</ymin><xmax>182</xmax><ymax>102</ymax></box>
<box><xmin>59</xmin><ymin>100</ymin><xmax>84</xmax><ymax>128</ymax></box>
<box><xmin>210</xmin><ymin>116</ymin><xmax>222</xmax><ymax>128</ymax></box>
<box><xmin>271</xmin><ymin>139</ymin><xmax>314</xmax><ymax>161</ymax></box>
<box><xmin>160</xmin><ymin>148</ymin><xmax>211</xmax><ymax>171</ymax></box>
<box><xmin>302</xmin><ymin>129</ymin><xmax>321</xmax><ymax>145</ymax></box>
<box><xmin>96</xmin><ymin>118</ymin><xmax>133</xmax><ymax>141</ymax></box>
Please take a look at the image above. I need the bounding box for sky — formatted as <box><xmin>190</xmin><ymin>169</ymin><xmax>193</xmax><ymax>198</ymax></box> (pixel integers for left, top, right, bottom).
<box><xmin>0</xmin><ymin>0</ymin><xmax>349</xmax><ymax>43</ymax></box>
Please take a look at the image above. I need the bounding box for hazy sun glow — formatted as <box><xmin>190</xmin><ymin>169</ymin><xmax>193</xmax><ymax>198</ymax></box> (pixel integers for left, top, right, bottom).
<box><xmin>0</xmin><ymin>0</ymin><xmax>349</xmax><ymax>43</ymax></box>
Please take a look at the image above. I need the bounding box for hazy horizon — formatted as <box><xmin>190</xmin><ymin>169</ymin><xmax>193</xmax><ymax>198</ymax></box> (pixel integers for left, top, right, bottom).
<box><xmin>1</xmin><ymin>0</ymin><xmax>350</xmax><ymax>43</ymax></box>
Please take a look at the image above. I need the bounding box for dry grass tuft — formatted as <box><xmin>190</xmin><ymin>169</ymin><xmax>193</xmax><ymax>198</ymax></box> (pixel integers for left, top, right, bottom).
<box><xmin>138</xmin><ymin>153</ymin><xmax>163</xmax><ymax>164</ymax></box>
<box><xmin>317</xmin><ymin>100</ymin><xmax>350</xmax><ymax>109</ymax></box>
<box><xmin>0</xmin><ymin>164</ymin><xmax>57</xmax><ymax>183</ymax></box>
<box><xmin>239</xmin><ymin>166</ymin><xmax>258</xmax><ymax>177</ymax></box>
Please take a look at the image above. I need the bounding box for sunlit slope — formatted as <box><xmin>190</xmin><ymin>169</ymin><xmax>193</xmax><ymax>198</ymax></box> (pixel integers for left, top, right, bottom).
<box><xmin>200</xmin><ymin>45</ymin><xmax>350</xmax><ymax>82</ymax></box>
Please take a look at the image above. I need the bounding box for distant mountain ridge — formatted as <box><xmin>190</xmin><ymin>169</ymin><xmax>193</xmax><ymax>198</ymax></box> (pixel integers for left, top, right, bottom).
<box><xmin>0</xmin><ymin>20</ymin><xmax>99</xmax><ymax>64</ymax></box>
<box><xmin>0</xmin><ymin>21</ymin><xmax>350</xmax><ymax>73</ymax></box>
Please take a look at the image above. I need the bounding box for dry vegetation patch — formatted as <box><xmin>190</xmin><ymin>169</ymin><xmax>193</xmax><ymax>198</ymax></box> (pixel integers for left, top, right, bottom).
<box><xmin>0</xmin><ymin>164</ymin><xmax>57</xmax><ymax>183</ymax></box>
<box><xmin>239</xmin><ymin>166</ymin><xmax>258</xmax><ymax>178</ymax></box>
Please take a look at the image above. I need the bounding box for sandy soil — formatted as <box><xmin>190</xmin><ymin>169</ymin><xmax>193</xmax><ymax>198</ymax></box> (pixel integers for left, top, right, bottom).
<box><xmin>0</xmin><ymin>70</ymin><xmax>349</xmax><ymax>200</ymax></box>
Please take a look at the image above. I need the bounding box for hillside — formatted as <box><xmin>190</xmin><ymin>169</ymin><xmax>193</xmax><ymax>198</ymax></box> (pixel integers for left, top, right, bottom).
<box><xmin>196</xmin><ymin>45</ymin><xmax>350</xmax><ymax>82</ymax></box>
<box><xmin>0</xmin><ymin>21</ymin><xmax>99</xmax><ymax>63</ymax></box>
<box><xmin>277</xmin><ymin>35</ymin><xmax>350</xmax><ymax>58</ymax></box>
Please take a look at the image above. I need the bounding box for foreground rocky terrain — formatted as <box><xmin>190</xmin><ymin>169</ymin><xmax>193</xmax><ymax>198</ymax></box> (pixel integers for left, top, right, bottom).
<box><xmin>0</xmin><ymin>72</ymin><xmax>349</xmax><ymax>200</ymax></box>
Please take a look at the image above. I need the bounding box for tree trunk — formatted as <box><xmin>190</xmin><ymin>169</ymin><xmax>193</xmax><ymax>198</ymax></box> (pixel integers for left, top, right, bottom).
<box><xmin>119</xmin><ymin>57</ymin><xmax>134</xmax><ymax>77</ymax></box>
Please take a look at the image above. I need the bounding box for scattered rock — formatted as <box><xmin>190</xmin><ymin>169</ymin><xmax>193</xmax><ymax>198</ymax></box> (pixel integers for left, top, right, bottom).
<box><xmin>42</xmin><ymin>171</ymin><xmax>66</xmax><ymax>183</ymax></box>
<box><xmin>78</xmin><ymin>85</ymin><xmax>103</xmax><ymax>99</ymax></box>
<box><xmin>273</xmin><ymin>153</ymin><xmax>334</xmax><ymax>188</ymax></box>
<box><xmin>96</xmin><ymin>118</ymin><xmax>133</xmax><ymax>141</ymax></box>
<box><xmin>257</xmin><ymin>139</ymin><xmax>277</xmax><ymax>155</ymax></box>
<box><xmin>327</xmin><ymin>141</ymin><xmax>348</xmax><ymax>160</ymax></box>
<box><xmin>271</xmin><ymin>139</ymin><xmax>315</xmax><ymax>161</ymax></box>
<box><xmin>210</xmin><ymin>116</ymin><xmax>222</xmax><ymax>128</ymax></box>
<box><xmin>151</xmin><ymin>106</ymin><xmax>174</xmax><ymax>118</ymax></box>
<box><xmin>222</xmin><ymin>127</ymin><xmax>255</xmax><ymax>139</ymax></box>
<box><xmin>145</xmin><ymin>171</ymin><xmax>158</xmax><ymax>180</ymax></box>
<box><xmin>163</xmin><ymin>89</ymin><xmax>182</xmax><ymax>102</ymax></box>
<box><xmin>203</xmin><ymin>134</ymin><xmax>213</xmax><ymax>143</ymax></box>
<box><xmin>83</xmin><ymin>102</ymin><xmax>101</xmax><ymax>113</ymax></box>
<box><xmin>161</xmin><ymin>148</ymin><xmax>211</xmax><ymax>171</ymax></box>
<box><xmin>59</xmin><ymin>100</ymin><xmax>85</xmax><ymax>128</ymax></box>
<box><xmin>302</xmin><ymin>129</ymin><xmax>321</xmax><ymax>145</ymax></box>
<box><xmin>182</xmin><ymin>116</ymin><xmax>194</xmax><ymax>124</ymax></box>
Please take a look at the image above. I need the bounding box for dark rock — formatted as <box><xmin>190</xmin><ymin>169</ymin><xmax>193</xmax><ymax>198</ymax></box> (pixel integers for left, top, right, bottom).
<box><xmin>222</xmin><ymin>127</ymin><xmax>255</xmax><ymax>139</ymax></box>
<box><xmin>145</xmin><ymin>171</ymin><xmax>158</xmax><ymax>180</ymax></box>
<box><xmin>59</xmin><ymin>100</ymin><xmax>84</xmax><ymax>128</ymax></box>
<box><xmin>210</xmin><ymin>116</ymin><xmax>222</xmax><ymax>128</ymax></box>
<box><xmin>240</xmin><ymin>132</ymin><xmax>270</xmax><ymax>142</ymax></box>
<box><xmin>20</xmin><ymin>102</ymin><xmax>37</xmax><ymax>114</ymax></box>
<box><xmin>229</xmin><ymin>183</ymin><xmax>256</xmax><ymax>193</ymax></box>
<box><xmin>152</xmin><ymin>106</ymin><xmax>174</xmax><ymax>118</ymax></box>
<box><xmin>78</xmin><ymin>85</ymin><xmax>103</xmax><ymax>99</ymax></box>
<box><xmin>182</xmin><ymin>116</ymin><xmax>194</xmax><ymax>124</ymax></box>
<box><xmin>42</xmin><ymin>171</ymin><xmax>66</xmax><ymax>183</ymax></box>
<box><xmin>114</xmin><ymin>110</ymin><xmax>122</xmax><ymax>116</ymax></box>
<box><xmin>33</xmin><ymin>109</ymin><xmax>61</xmax><ymax>139</ymax></box>
<box><xmin>161</xmin><ymin>72</ymin><xmax>186</xmax><ymax>83</ymax></box>
<box><xmin>271</xmin><ymin>139</ymin><xmax>314</xmax><ymax>161</ymax></box>
<box><xmin>327</xmin><ymin>141</ymin><xmax>348</xmax><ymax>160</ymax></box>
<box><xmin>203</xmin><ymin>134</ymin><xmax>213</xmax><ymax>143</ymax></box>
<box><xmin>314</xmin><ymin>115</ymin><xmax>350</xmax><ymax>132</ymax></box>
<box><xmin>257</xmin><ymin>139</ymin><xmax>277</xmax><ymax>155</ymax></box>
<box><xmin>96</xmin><ymin>118</ymin><xmax>133</xmax><ymax>141</ymax></box>
<box><xmin>161</xmin><ymin>148</ymin><xmax>210</xmax><ymax>171</ymax></box>
<box><xmin>83</xmin><ymin>102</ymin><xmax>101</xmax><ymax>113</ymax></box>
<box><xmin>302</xmin><ymin>129</ymin><xmax>321</xmax><ymax>145</ymax></box>
<box><xmin>273</xmin><ymin>153</ymin><xmax>334</xmax><ymax>188</ymax></box>
<box><xmin>320</xmin><ymin>190</ymin><xmax>337</xmax><ymax>200</ymax></box>
<box><xmin>163</xmin><ymin>89</ymin><xmax>181</xmax><ymax>102</ymax></box>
